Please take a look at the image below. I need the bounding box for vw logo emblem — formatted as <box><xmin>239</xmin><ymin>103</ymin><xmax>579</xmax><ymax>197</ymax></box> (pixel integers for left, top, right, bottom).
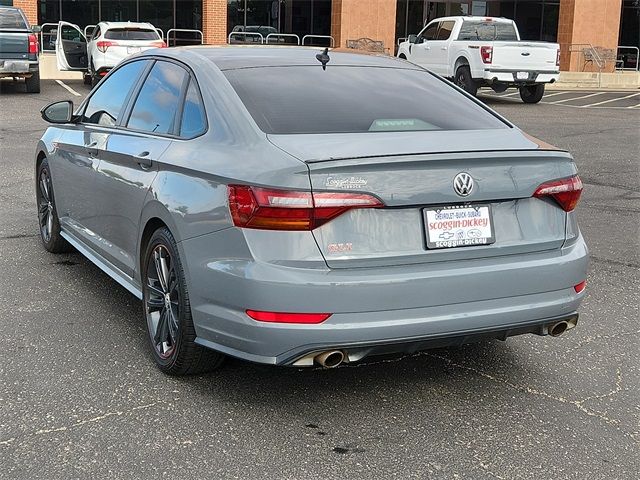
<box><xmin>453</xmin><ymin>172</ymin><xmax>474</xmax><ymax>197</ymax></box>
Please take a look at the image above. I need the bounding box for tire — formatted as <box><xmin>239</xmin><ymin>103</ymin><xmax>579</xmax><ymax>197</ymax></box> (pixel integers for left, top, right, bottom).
<box><xmin>36</xmin><ymin>158</ymin><xmax>72</xmax><ymax>253</ymax></box>
<box><xmin>89</xmin><ymin>61</ymin><xmax>100</xmax><ymax>87</ymax></box>
<box><xmin>519</xmin><ymin>84</ymin><xmax>545</xmax><ymax>104</ymax></box>
<box><xmin>25</xmin><ymin>71</ymin><xmax>40</xmax><ymax>93</ymax></box>
<box><xmin>454</xmin><ymin>65</ymin><xmax>478</xmax><ymax>96</ymax></box>
<box><xmin>142</xmin><ymin>227</ymin><xmax>224</xmax><ymax>375</ymax></box>
<box><xmin>91</xmin><ymin>71</ymin><xmax>100</xmax><ymax>87</ymax></box>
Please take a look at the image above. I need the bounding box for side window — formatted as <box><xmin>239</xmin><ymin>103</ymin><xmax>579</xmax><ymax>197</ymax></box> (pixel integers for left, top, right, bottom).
<box><xmin>60</xmin><ymin>24</ymin><xmax>85</xmax><ymax>42</ymax></box>
<box><xmin>127</xmin><ymin>61</ymin><xmax>188</xmax><ymax>135</ymax></box>
<box><xmin>436</xmin><ymin>21</ymin><xmax>455</xmax><ymax>41</ymax></box>
<box><xmin>422</xmin><ymin>22</ymin><xmax>439</xmax><ymax>41</ymax></box>
<box><xmin>82</xmin><ymin>60</ymin><xmax>147</xmax><ymax>126</ymax></box>
<box><xmin>180</xmin><ymin>79</ymin><xmax>207</xmax><ymax>138</ymax></box>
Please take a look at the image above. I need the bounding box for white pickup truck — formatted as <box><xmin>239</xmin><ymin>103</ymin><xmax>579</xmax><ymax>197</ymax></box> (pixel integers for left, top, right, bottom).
<box><xmin>397</xmin><ymin>16</ymin><xmax>560</xmax><ymax>104</ymax></box>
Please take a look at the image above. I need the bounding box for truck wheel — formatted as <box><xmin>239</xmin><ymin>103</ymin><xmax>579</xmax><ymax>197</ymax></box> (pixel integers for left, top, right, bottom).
<box><xmin>25</xmin><ymin>71</ymin><xmax>41</xmax><ymax>94</ymax></box>
<box><xmin>519</xmin><ymin>84</ymin><xmax>545</xmax><ymax>104</ymax></box>
<box><xmin>454</xmin><ymin>66</ymin><xmax>478</xmax><ymax>97</ymax></box>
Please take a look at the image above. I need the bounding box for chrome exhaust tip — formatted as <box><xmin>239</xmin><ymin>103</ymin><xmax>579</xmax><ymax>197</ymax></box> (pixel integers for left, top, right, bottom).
<box><xmin>314</xmin><ymin>350</ymin><xmax>345</xmax><ymax>368</ymax></box>
<box><xmin>549</xmin><ymin>321</ymin><xmax>569</xmax><ymax>337</ymax></box>
<box><xmin>547</xmin><ymin>315</ymin><xmax>579</xmax><ymax>337</ymax></box>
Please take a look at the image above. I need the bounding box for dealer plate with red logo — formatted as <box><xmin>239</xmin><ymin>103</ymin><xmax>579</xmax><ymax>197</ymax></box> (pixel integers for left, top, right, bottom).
<box><xmin>424</xmin><ymin>205</ymin><xmax>495</xmax><ymax>249</ymax></box>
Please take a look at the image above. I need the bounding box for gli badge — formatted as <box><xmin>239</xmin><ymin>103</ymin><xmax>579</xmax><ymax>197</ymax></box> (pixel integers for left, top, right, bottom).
<box><xmin>453</xmin><ymin>172</ymin><xmax>474</xmax><ymax>197</ymax></box>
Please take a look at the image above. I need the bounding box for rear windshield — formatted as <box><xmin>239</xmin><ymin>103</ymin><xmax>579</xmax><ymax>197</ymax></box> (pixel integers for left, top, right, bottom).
<box><xmin>457</xmin><ymin>21</ymin><xmax>518</xmax><ymax>41</ymax></box>
<box><xmin>104</xmin><ymin>28</ymin><xmax>159</xmax><ymax>40</ymax></box>
<box><xmin>223</xmin><ymin>66</ymin><xmax>507</xmax><ymax>134</ymax></box>
<box><xmin>0</xmin><ymin>9</ymin><xmax>28</xmax><ymax>30</ymax></box>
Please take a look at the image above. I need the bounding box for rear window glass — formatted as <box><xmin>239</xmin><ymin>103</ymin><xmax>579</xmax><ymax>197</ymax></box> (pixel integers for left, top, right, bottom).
<box><xmin>457</xmin><ymin>21</ymin><xmax>518</xmax><ymax>41</ymax></box>
<box><xmin>0</xmin><ymin>9</ymin><xmax>27</xmax><ymax>30</ymax></box>
<box><xmin>105</xmin><ymin>28</ymin><xmax>159</xmax><ymax>41</ymax></box>
<box><xmin>223</xmin><ymin>66</ymin><xmax>507</xmax><ymax>134</ymax></box>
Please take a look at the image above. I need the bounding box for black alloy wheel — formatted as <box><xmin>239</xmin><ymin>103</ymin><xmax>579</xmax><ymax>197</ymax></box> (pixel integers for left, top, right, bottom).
<box><xmin>142</xmin><ymin>227</ymin><xmax>224</xmax><ymax>375</ymax></box>
<box><xmin>36</xmin><ymin>159</ymin><xmax>71</xmax><ymax>253</ymax></box>
<box><xmin>454</xmin><ymin>65</ymin><xmax>478</xmax><ymax>97</ymax></box>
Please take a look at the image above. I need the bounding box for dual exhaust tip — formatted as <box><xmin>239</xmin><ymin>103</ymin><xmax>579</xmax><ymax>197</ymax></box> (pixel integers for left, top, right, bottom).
<box><xmin>301</xmin><ymin>316</ymin><xmax>579</xmax><ymax>368</ymax></box>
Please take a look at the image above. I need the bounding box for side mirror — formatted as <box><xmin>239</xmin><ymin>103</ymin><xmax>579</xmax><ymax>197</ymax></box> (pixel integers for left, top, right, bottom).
<box><xmin>32</xmin><ymin>25</ymin><xmax>42</xmax><ymax>34</ymax></box>
<box><xmin>41</xmin><ymin>101</ymin><xmax>74</xmax><ymax>124</ymax></box>
<box><xmin>408</xmin><ymin>34</ymin><xmax>418</xmax><ymax>44</ymax></box>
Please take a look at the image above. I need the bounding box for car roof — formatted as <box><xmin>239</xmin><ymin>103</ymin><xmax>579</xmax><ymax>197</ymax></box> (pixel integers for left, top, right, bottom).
<box><xmin>99</xmin><ymin>21</ymin><xmax>156</xmax><ymax>29</ymax></box>
<box><xmin>156</xmin><ymin>46</ymin><xmax>421</xmax><ymax>71</ymax></box>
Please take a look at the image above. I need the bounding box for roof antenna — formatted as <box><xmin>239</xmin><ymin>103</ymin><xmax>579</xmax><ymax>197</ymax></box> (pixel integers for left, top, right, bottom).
<box><xmin>316</xmin><ymin>47</ymin><xmax>330</xmax><ymax>70</ymax></box>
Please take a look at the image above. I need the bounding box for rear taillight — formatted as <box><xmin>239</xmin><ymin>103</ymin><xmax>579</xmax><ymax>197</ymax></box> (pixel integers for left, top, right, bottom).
<box><xmin>246</xmin><ymin>310</ymin><xmax>331</xmax><ymax>324</ymax></box>
<box><xmin>228</xmin><ymin>185</ymin><xmax>383</xmax><ymax>231</ymax></box>
<box><xmin>574</xmin><ymin>281</ymin><xmax>586</xmax><ymax>294</ymax></box>
<box><xmin>96</xmin><ymin>40</ymin><xmax>117</xmax><ymax>52</ymax></box>
<box><xmin>28</xmin><ymin>33</ymin><xmax>38</xmax><ymax>54</ymax></box>
<box><xmin>556</xmin><ymin>49</ymin><xmax>561</xmax><ymax>67</ymax></box>
<box><xmin>480</xmin><ymin>46</ymin><xmax>493</xmax><ymax>64</ymax></box>
<box><xmin>533</xmin><ymin>175</ymin><xmax>583</xmax><ymax>212</ymax></box>
<box><xmin>151</xmin><ymin>40</ymin><xmax>167</xmax><ymax>48</ymax></box>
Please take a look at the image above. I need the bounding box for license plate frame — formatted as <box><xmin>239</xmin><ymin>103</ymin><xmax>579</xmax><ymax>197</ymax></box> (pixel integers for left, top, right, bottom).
<box><xmin>127</xmin><ymin>47</ymin><xmax>141</xmax><ymax>54</ymax></box>
<box><xmin>423</xmin><ymin>204</ymin><xmax>496</xmax><ymax>250</ymax></box>
<box><xmin>516</xmin><ymin>71</ymin><xmax>529</xmax><ymax>80</ymax></box>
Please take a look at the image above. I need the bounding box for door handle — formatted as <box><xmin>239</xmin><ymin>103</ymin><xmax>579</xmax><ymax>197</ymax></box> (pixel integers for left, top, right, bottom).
<box><xmin>135</xmin><ymin>151</ymin><xmax>152</xmax><ymax>169</ymax></box>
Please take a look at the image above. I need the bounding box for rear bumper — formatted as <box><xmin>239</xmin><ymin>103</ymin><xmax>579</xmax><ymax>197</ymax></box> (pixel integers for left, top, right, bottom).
<box><xmin>183</xmin><ymin>231</ymin><xmax>588</xmax><ymax>365</ymax></box>
<box><xmin>0</xmin><ymin>59</ymin><xmax>38</xmax><ymax>77</ymax></box>
<box><xmin>481</xmin><ymin>69</ymin><xmax>560</xmax><ymax>84</ymax></box>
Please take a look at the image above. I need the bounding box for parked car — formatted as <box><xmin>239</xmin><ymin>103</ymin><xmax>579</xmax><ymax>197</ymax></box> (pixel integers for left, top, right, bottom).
<box><xmin>0</xmin><ymin>6</ymin><xmax>41</xmax><ymax>93</ymax></box>
<box><xmin>397</xmin><ymin>16</ymin><xmax>560</xmax><ymax>103</ymax></box>
<box><xmin>55</xmin><ymin>21</ymin><xmax>165</xmax><ymax>86</ymax></box>
<box><xmin>36</xmin><ymin>47</ymin><xmax>587</xmax><ymax>375</ymax></box>
<box><xmin>230</xmin><ymin>25</ymin><xmax>278</xmax><ymax>43</ymax></box>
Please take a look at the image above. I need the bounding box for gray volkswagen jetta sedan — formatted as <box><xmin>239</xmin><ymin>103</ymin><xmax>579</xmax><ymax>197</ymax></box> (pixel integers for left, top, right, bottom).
<box><xmin>36</xmin><ymin>46</ymin><xmax>588</xmax><ymax>374</ymax></box>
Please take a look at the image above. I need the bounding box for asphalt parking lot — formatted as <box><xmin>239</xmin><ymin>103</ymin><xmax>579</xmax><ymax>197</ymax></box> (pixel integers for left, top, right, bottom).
<box><xmin>1</xmin><ymin>79</ymin><xmax>639</xmax><ymax>479</ymax></box>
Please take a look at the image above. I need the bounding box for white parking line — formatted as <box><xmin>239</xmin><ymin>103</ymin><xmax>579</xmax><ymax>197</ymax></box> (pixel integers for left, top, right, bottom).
<box><xmin>55</xmin><ymin>80</ymin><xmax>82</xmax><ymax>97</ymax></box>
<box><xmin>547</xmin><ymin>92</ymin><xmax>607</xmax><ymax>104</ymax></box>
<box><xmin>627</xmin><ymin>103</ymin><xmax>640</xmax><ymax>109</ymax></box>
<box><xmin>541</xmin><ymin>91</ymin><xmax>574</xmax><ymax>98</ymax></box>
<box><xmin>581</xmin><ymin>92</ymin><xmax>640</xmax><ymax>108</ymax></box>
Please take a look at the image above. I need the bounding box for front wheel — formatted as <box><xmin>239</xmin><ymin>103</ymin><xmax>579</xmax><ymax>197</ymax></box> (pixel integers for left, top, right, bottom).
<box><xmin>519</xmin><ymin>84</ymin><xmax>545</xmax><ymax>104</ymax></box>
<box><xmin>142</xmin><ymin>227</ymin><xmax>224</xmax><ymax>375</ymax></box>
<box><xmin>454</xmin><ymin>65</ymin><xmax>478</xmax><ymax>97</ymax></box>
<box><xmin>36</xmin><ymin>159</ymin><xmax>71</xmax><ymax>253</ymax></box>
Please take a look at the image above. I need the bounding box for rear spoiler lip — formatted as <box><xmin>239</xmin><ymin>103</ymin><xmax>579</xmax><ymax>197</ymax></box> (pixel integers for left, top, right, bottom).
<box><xmin>300</xmin><ymin>147</ymin><xmax>570</xmax><ymax>164</ymax></box>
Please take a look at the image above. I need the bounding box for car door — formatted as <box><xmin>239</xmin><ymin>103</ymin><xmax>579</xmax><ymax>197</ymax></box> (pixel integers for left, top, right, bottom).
<box><xmin>61</xmin><ymin>59</ymin><xmax>151</xmax><ymax>255</ymax></box>
<box><xmin>410</xmin><ymin>21</ymin><xmax>440</xmax><ymax>71</ymax></box>
<box><xmin>430</xmin><ymin>20</ymin><xmax>456</xmax><ymax>76</ymax></box>
<box><xmin>91</xmin><ymin>59</ymin><xmax>190</xmax><ymax>277</ymax></box>
<box><xmin>55</xmin><ymin>21</ymin><xmax>88</xmax><ymax>71</ymax></box>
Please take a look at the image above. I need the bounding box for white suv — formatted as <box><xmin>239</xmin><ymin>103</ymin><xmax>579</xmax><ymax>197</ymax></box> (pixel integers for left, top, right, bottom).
<box><xmin>56</xmin><ymin>21</ymin><xmax>165</xmax><ymax>86</ymax></box>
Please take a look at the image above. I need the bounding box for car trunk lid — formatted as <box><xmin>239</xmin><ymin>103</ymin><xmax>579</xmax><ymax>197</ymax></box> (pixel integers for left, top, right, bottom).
<box><xmin>269</xmin><ymin>131</ymin><xmax>575</xmax><ymax>268</ymax></box>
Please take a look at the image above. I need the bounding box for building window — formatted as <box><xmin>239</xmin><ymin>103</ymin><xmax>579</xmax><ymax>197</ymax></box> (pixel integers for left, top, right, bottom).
<box><xmin>227</xmin><ymin>0</ymin><xmax>331</xmax><ymax>40</ymax></box>
<box><xmin>37</xmin><ymin>0</ymin><xmax>202</xmax><ymax>36</ymax></box>
<box><xmin>619</xmin><ymin>0</ymin><xmax>640</xmax><ymax>69</ymax></box>
<box><xmin>395</xmin><ymin>1</ymin><xmax>559</xmax><ymax>44</ymax></box>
